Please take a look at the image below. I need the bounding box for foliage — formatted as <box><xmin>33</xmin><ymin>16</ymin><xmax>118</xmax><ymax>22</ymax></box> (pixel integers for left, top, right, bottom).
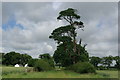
<box><xmin>2</xmin><ymin>66</ymin><xmax>118</xmax><ymax>78</ymax></box>
<box><xmin>39</xmin><ymin>53</ymin><xmax>55</xmax><ymax>67</ymax></box>
<box><xmin>39</xmin><ymin>53</ymin><xmax>51</xmax><ymax>59</ymax></box>
<box><xmin>28</xmin><ymin>58</ymin><xmax>39</xmax><ymax>67</ymax></box>
<box><xmin>53</xmin><ymin>44</ymin><xmax>89</xmax><ymax>67</ymax></box>
<box><xmin>20</xmin><ymin>54</ymin><xmax>32</xmax><ymax>66</ymax></box>
<box><xmin>44</xmin><ymin>59</ymin><xmax>55</xmax><ymax>68</ymax></box>
<box><xmin>90</xmin><ymin>56</ymin><xmax>101</xmax><ymax>68</ymax></box>
<box><xmin>2</xmin><ymin>51</ymin><xmax>32</xmax><ymax>66</ymax></box>
<box><xmin>89</xmin><ymin>56</ymin><xmax>120</xmax><ymax>70</ymax></box>
<box><xmin>97</xmin><ymin>66</ymin><xmax>107</xmax><ymax>70</ymax></box>
<box><xmin>50</xmin><ymin>8</ymin><xmax>89</xmax><ymax>67</ymax></box>
<box><xmin>67</xmin><ymin>62</ymin><xmax>96</xmax><ymax>73</ymax></box>
<box><xmin>113</xmin><ymin>56</ymin><xmax>120</xmax><ymax>69</ymax></box>
<box><xmin>101</xmin><ymin>56</ymin><xmax>113</xmax><ymax>69</ymax></box>
<box><xmin>2</xmin><ymin>51</ymin><xmax>21</xmax><ymax>66</ymax></box>
<box><xmin>34</xmin><ymin>59</ymin><xmax>52</xmax><ymax>71</ymax></box>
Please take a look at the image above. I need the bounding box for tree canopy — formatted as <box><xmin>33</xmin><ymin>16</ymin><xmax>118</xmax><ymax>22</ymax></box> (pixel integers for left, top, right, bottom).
<box><xmin>90</xmin><ymin>56</ymin><xmax>101</xmax><ymax>68</ymax></box>
<box><xmin>49</xmin><ymin>8</ymin><xmax>89</xmax><ymax>67</ymax></box>
<box><xmin>2</xmin><ymin>51</ymin><xmax>32</xmax><ymax>66</ymax></box>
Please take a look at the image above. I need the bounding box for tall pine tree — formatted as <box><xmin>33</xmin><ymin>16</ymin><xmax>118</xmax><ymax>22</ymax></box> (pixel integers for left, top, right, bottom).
<box><xmin>49</xmin><ymin>8</ymin><xmax>89</xmax><ymax>67</ymax></box>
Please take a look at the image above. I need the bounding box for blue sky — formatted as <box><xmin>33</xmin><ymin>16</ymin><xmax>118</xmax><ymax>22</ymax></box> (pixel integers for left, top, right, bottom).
<box><xmin>2</xmin><ymin>15</ymin><xmax>24</xmax><ymax>30</ymax></box>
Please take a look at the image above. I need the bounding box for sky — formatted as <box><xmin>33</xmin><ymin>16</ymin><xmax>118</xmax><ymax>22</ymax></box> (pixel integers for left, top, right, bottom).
<box><xmin>1</xmin><ymin>2</ymin><xmax>119</xmax><ymax>58</ymax></box>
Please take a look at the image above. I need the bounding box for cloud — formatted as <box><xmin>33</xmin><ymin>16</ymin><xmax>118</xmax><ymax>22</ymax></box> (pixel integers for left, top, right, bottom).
<box><xmin>2</xmin><ymin>2</ymin><xmax>118</xmax><ymax>58</ymax></box>
<box><xmin>0</xmin><ymin>2</ymin><xmax>2</xmax><ymax>53</ymax></box>
<box><xmin>2</xmin><ymin>0</ymin><xmax>119</xmax><ymax>2</ymax></box>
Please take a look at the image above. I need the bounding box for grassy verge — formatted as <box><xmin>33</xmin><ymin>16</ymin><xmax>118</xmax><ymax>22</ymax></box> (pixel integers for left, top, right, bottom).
<box><xmin>2</xmin><ymin>67</ymin><xmax>119</xmax><ymax>78</ymax></box>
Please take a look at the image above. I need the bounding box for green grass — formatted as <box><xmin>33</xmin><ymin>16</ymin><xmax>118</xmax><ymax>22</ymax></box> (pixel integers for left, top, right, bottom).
<box><xmin>2</xmin><ymin>66</ymin><xmax>119</xmax><ymax>78</ymax></box>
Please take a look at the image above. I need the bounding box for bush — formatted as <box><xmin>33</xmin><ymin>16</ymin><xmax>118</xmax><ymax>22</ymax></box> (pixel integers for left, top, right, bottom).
<box><xmin>28</xmin><ymin>59</ymin><xmax>39</xmax><ymax>67</ymax></box>
<box><xmin>67</xmin><ymin>62</ymin><xmax>96</xmax><ymax>73</ymax></box>
<box><xmin>34</xmin><ymin>59</ymin><xmax>52</xmax><ymax>71</ymax></box>
<box><xmin>46</xmin><ymin>59</ymin><xmax>55</xmax><ymax>68</ymax></box>
<box><xmin>43</xmin><ymin>59</ymin><xmax>55</xmax><ymax>68</ymax></box>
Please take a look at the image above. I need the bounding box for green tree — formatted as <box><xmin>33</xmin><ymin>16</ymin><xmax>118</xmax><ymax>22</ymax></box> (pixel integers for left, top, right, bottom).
<box><xmin>101</xmin><ymin>56</ymin><xmax>113</xmax><ymax>69</ymax></box>
<box><xmin>2</xmin><ymin>51</ymin><xmax>32</xmax><ymax>66</ymax></box>
<box><xmin>49</xmin><ymin>8</ymin><xmax>88</xmax><ymax>67</ymax></box>
<box><xmin>28</xmin><ymin>58</ymin><xmax>39</xmax><ymax>67</ymax></box>
<box><xmin>90</xmin><ymin>56</ymin><xmax>101</xmax><ymax>68</ymax></box>
<box><xmin>39</xmin><ymin>53</ymin><xmax>51</xmax><ymax>59</ymax></box>
<box><xmin>34</xmin><ymin>59</ymin><xmax>52</xmax><ymax>71</ymax></box>
<box><xmin>20</xmin><ymin>54</ymin><xmax>32</xmax><ymax>66</ymax></box>
<box><xmin>39</xmin><ymin>53</ymin><xmax>54</xmax><ymax>67</ymax></box>
<box><xmin>3</xmin><ymin>51</ymin><xmax>21</xmax><ymax>66</ymax></box>
<box><xmin>113</xmin><ymin>56</ymin><xmax>120</xmax><ymax>69</ymax></box>
<box><xmin>28</xmin><ymin>59</ymin><xmax>39</xmax><ymax>67</ymax></box>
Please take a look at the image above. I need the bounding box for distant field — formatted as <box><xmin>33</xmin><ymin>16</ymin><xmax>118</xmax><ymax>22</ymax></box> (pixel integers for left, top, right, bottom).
<box><xmin>2</xmin><ymin>67</ymin><xmax>119</xmax><ymax>78</ymax></box>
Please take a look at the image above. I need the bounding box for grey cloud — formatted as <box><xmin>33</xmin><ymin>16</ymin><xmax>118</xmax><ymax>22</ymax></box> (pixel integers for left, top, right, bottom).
<box><xmin>3</xmin><ymin>2</ymin><xmax>58</xmax><ymax>23</ymax></box>
<box><xmin>2</xmin><ymin>2</ymin><xmax>118</xmax><ymax>57</ymax></box>
<box><xmin>59</xmin><ymin>2</ymin><xmax>117</xmax><ymax>23</ymax></box>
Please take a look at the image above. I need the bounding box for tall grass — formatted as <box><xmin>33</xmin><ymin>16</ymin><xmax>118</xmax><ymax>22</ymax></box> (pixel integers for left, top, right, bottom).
<box><xmin>2</xmin><ymin>67</ymin><xmax>33</xmax><ymax>75</ymax></box>
<box><xmin>2</xmin><ymin>66</ymin><xmax>119</xmax><ymax>78</ymax></box>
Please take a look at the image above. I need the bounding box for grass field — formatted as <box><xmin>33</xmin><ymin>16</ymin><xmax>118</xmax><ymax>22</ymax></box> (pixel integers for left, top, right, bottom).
<box><xmin>2</xmin><ymin>66</ymin><xmax>119</xmax><ymax>78</ymax></box>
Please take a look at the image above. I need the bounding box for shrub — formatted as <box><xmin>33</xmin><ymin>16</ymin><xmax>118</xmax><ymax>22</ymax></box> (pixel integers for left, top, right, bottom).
<box><xmin>43</xmin><ymin>59</ymin><xmax>55</xmax><ymax>68</ymax></box>
<box><xmin>45</xmin><ymin>59</ymin><xmax>55</xmax><ymax>68</ymax></box>
<box><xmin>28</xmin><ymin>59</ymin><xmax>39</xmax><ymax>67</ymax></box>
<box><xmin>34</xmin><ymin>59</ymin><xmax>52</xmax><ymax>71</ymax></box>
<box><xmin>67</xmin><ymin>62</ymin><xmax>96</xmax><ymax>73</ymax></box>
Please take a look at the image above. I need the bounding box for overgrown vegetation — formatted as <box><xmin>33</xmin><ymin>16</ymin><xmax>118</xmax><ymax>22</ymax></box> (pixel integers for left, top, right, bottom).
<box><xmin>1</xmin><ymin>51</ymin><xmax>32</xmax><ymax>66</ymax></box>
<box><xmin>67</xmin><ymin>62</ymin><xmax>96</xmax><ymax>73</ymax></box>
<box><xmin>34</xmin><ymin>59</ymin><xmax>53</xmax><ymax>71</ymax></box>
<box><xmin>28</xmin><ymin>59</ymin><xmax>39</xmax><ymax>67</ymax></box>
<box><xmin>39</xmin><ymin>53</ymin><xmax>55</xmax><ymax>68</ymax></box>
<box><xmin>2</xmin><ymin>66</ymin><xmax>118</xmax><ymax>78</ymax></box>
<box><xmin>89</xmin><ymin>56</ymin><xmax>120</xmax><ymax>70</ymax></box>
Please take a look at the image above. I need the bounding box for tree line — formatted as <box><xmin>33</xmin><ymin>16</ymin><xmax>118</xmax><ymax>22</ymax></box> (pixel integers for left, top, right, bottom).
<box><xmin>0</xmin><ymin>51</ymin><xmax>119</xmax><ymax>70</ymax></box>
<box><xmin>0</xmin><ymin>52</ymin><xmax>54</xmax><ymax>67</ymax></box>
<box><xmin>90</xmin><ymin>56</ymin><xmax>120</xmax><ymax>70</ymax></box>
<box><xmin>0</xmin><ymin>51</ymin><xmax>32</xmax><ymax>66</ymax></box>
